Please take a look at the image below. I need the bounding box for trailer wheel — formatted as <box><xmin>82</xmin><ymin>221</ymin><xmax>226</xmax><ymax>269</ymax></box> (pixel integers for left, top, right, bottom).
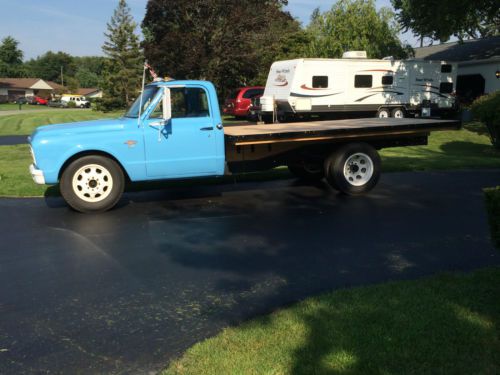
<box><xmin>324</xmin><ymin>143</ymin><xmax>380</xmax><ymax>195</ymax></box>
<box><xmin>376</xmin><ymin>108</ymin><xmax>390</xmax><ymax>118</ymax></box>
<box><xmin>288</xmin><ymin>161</ymin><xmax>324</xmax><ymax>181</ymax></box>
<box><xmin>60</xmin><ymin>155</ymin><xmax>125</xmax><ymax>213</ymax></box>
<box><xmin>392</xmin><ymin>108</ymin><xmax>405</xmax><ymax>118</ymax></box>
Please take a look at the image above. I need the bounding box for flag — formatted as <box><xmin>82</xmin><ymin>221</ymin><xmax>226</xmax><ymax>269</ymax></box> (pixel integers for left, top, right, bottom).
<box><xmin>144</xmin><ymin>61</ymin><xmax>158</xmax><ymax>80</ymax></box>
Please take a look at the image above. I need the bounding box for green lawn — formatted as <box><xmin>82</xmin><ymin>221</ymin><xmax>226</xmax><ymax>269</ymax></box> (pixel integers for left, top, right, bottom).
<box><xmin>0</xmin><ymin>109</ymin><xmax>122</xmax><ymax>136</ymax></box>
<box><xmin>381</xmin><ymin>123</ymin><xmax>500</xmax><ymax>171</ymax></box>
<box><xmin>0</xmin><ymin>103</ymin><xmax>48</xmax><ymax>111</ymax></box>
<box><xmin>164</xmin><ymin>267</ymin><xmax>500</xmax><ymax>375</ymax></box>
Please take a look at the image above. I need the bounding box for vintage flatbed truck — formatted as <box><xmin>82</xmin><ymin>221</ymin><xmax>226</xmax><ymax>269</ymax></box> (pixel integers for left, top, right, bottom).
<box><xmin>28</xmin><ymin>80</ymin><xmax>460</xmax><ymax>213</ymax></box>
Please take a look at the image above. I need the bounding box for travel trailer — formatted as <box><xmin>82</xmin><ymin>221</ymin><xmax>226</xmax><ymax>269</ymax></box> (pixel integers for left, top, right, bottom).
<box><xmin>257</xmin><ymin>51</ymin><xmax>458</xmax><ymax>121</ymax></box>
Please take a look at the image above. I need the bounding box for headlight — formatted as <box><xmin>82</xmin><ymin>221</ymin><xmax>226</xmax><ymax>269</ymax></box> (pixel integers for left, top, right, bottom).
<box><xmin>29</xmin><ymin>146</ymin><xmax>37</xmax><ymax>165</ymax></box>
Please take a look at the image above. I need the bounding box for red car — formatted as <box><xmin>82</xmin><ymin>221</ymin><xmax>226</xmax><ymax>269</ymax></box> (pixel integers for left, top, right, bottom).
<box><xmin>223</xmin><ymin>86</ymin><xmax>264</xmax><ymax>118</ymax></box>
<box><xmin>32</xmin><ymin>96</ymin><xmax>48</xmax><ymax>105</ymax></box>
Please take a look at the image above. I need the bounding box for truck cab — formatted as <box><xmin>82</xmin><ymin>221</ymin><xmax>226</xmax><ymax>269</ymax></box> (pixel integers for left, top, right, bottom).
<box><xmin>29</xmin><ymin>81</ymin><xmax>226</xmax><ymax>211</ymax></box>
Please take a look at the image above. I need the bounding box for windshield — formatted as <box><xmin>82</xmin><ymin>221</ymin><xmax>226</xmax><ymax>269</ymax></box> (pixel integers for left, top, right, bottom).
<box><xmin>125</xmin><ymin>86</ymin><xmax>160</xmax><ymax>118</ymax></box>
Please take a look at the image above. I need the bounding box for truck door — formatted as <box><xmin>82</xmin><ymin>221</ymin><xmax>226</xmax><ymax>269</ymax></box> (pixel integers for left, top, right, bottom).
<box><xmin>142</xmin><ymin>86</ymin><xmax>218</xmax><ymax>178</ymax></box>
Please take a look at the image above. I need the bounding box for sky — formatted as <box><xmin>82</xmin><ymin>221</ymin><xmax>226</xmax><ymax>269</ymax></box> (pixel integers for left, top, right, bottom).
<box><xmin>0</xmin><ymin>0</ymin><xmax>417</xmax><ymax>60</ymax></box>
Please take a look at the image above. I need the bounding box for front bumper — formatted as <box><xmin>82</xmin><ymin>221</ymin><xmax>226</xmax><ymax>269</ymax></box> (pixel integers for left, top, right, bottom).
<box><xmin>29</xmin><ymin>164</ymin><xmax>45</xmax><ymax>185</ymax></box>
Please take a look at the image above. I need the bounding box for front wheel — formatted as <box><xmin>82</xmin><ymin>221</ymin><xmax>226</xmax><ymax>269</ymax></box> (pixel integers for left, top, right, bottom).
<box><xmin>60</xmin><ymin>155</ymin><xmax>125</xmax><ymax>213</ymax></box>
<box><xmin>324</xmin><ymin>143</ymin><xmax>381</xmax><ymax>195</ymax></box>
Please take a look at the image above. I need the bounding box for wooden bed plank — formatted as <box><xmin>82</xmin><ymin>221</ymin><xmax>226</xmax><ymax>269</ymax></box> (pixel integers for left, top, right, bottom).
<box><xmin>223</xmin><ymin>118</ymin><xmax>460</xmax><ymax>146</ymax></box>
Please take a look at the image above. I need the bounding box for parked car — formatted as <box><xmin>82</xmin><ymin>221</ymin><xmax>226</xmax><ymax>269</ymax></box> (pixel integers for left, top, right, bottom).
<box><xmin>61</xmin><ymin>95</ymin><xmax>90</xmax><ymax>108</ymax></box>
<box><xmin>31</xmin><ymin>96</ymin><xmax>49</xmax><ymax>105</ymax></box>
<box><xmin>223</xmin><ymin>86</ymin><xmax>264</xmax><ymax>118</ymax></box>
<box><xmin>48</xmin><ymin>100</ymin><xmax>66</xmax><ymax>108</ymax></box>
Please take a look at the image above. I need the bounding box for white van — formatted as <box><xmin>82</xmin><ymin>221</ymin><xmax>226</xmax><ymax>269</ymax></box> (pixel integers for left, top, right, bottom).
<box><xmin>61</xmin><ymin>95</ymin><xmax>90</xmax><ymax>108</ymax></box>
<box><xmin>258</xmin><ymin>51</ymin><xmax>458</xmax><ymax>121</ymax></box>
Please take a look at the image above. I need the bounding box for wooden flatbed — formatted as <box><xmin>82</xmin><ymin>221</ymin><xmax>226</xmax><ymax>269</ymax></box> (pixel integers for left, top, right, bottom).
<box><xmin>224</xmin><ymin>118</ymin><xmax>461</xmax><ymax>146</ymax></box>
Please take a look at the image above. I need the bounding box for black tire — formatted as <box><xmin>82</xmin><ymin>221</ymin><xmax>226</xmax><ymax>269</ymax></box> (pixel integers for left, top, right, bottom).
<box><xmin>60</xmin><ymin>155</ymin><xmax>125</xmax><ymax>213</ymax></box>
<box><xmin>391</xmin><ymin>107</ymin><xmax>405</xmax><ymax>118</ymax></box>
<box><xmin>324</xmin><ymin>143</ymin><xmax>381</xmax><ymax>195</ymax></box>
<box><xmin>288</xmin><ymin>161</ymin><xmax>325</xmax><ymax>181</ymax></box>
<box><xmin>376</xmin><ymin>108</ymin><xmax>390</xmax><ymax>118</ymax></box>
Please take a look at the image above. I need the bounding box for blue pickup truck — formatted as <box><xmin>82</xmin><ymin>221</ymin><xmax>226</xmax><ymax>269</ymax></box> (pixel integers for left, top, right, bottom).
<box><xmin>29</xmin><ymin>79</ymin><xmax>460</xmax><ymax>213</ymax></box>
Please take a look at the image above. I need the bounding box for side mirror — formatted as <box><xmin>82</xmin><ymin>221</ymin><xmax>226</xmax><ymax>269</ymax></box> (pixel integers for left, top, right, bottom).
<box><xmin>163</xmin><ymin>87</ymin><xmax>171</xmax><ymax>122</ymax></box>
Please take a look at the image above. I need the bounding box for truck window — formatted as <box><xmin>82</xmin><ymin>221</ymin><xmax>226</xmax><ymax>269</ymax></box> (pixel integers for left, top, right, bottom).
<box><xmin>440</xmin><ymin>82</ymin><xmax>453</xmax><ymax>94</ymax></box>
<box><xmin>242</xmin><ymin>88</ymin><xmax>264</xmax><ymax>99</ymax></box>
<box><xmin>355</xmin><ymin>75</ymin><xmax>372</xmax><ymax>88</ymax></box>
<box><xmin>312</xmin><ymin>76</ymin><xmax>328</xmax><ymax>88</ymax></box>
<box><xmin>441</xmin><ymin>64</ymin><xmax>452</xmax><ymax>73</ymax></box>
<box><xmin>171</xmin><ymin>87</ymin><xmax>210</xmax><ymax>118</ymax></box>
<box><xmin>381</xmin><ymin>76</ymin><xmax>393</xmax><ymax>85</ymax></box>
<box><xmin>125</xmin><ymin>86</ymin><xmax>159</xmax><ymax>118</ymax></box>
<box><xmin>149</xmin><ymin>99</ymin><xmax>163</xmax><ymax>119</ymax></box>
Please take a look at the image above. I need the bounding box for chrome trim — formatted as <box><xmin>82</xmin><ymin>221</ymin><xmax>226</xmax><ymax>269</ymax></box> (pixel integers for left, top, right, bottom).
<box><xmin>29</xmin><ymin>164</ymin><xmax>45</xmax><ymax>185</ymax></box>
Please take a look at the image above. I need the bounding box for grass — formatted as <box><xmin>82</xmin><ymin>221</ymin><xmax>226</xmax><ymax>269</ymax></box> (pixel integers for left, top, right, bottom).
<box><xmin>1</xmin><ymin>122</ymin><xmax>500</xmax><ymax>198</ymax></box>
<box><xmin>0</xmin><ymin>103</ymin><xmax>47</xmax><ymax>111</ymax></box>
<box><xmin>164</xmin><ymin>267</ymin><xmax>500</xmax><ymax>375</ymax></box>
<box><xmin>380</xmin><ymin>122</ymin><xmax>500</xmax><ymax>171</ymax></box>
<box><xmin>0</xmin><ymin>109</ymin><xmax>122</xmax><ymax>136</ymax></box>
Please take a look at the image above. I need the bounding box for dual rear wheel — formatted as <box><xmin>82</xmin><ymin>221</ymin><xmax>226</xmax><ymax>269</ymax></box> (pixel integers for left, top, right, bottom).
<box><xmin>288</xmin><ymin>143</ymin><xmax>381</xmax><ymax>195</ymax></box>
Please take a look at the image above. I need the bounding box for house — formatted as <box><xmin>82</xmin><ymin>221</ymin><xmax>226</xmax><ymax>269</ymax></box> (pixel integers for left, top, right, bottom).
<box><xmin>0</xmin><ymin>78</ymin><xmax>65</xmax><ymax>103</ymax></box>
<box><xmin>76</xmin><ymin>87</ymin><xmax>103</xmax><ymax>99</ymax></box>
<box><xmin>414</xmin><ymin>36</ymin><xmax>500</xmax><ymax>102</ymax></box>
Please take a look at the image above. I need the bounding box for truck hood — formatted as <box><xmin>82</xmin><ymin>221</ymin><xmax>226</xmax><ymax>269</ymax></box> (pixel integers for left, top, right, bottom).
<box><xmin>30</xmin><ymin>117</ymin><xmax>127</xmax><ymax>141</ymax></box>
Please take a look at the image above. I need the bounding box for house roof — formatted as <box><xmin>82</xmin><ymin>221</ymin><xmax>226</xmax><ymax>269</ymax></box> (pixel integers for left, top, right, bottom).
<box><xmin>414</xmin><ymin>36</ymin><xmax>500</xmax><ymax>62</ymax></box>
<box><xmin>0</xmin><ymin>78</ymin><xmax>42</xmax><ymax>89</ymax></box>
<box><xmin>76</xmin><ymin>87</ymin><xmax>101</xmax><ymax>96</ymax></box>
<box><xmin>46</xmin><ymin>81</ymin><xmax>65</xmax><ymax>90</ymax></box>
<box><xmin>0</xmin><ymin>78</ymin><xmax>65</xmax><ymax>90</ymax></box>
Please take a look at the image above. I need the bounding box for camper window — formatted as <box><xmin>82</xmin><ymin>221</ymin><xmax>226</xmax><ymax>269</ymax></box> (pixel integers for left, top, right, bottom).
<box><xmin>440</xmin><ymin>82</ymin><xmax>453</xmax><ymax>94</ymax></box>
<box><xmin>312</xmin><ymin>76</ymin><xmax>329</xmax><ymax>88</ymax></box>
<box><xmin>355</xmin><ymin>75</ymin><xmax>372</xmax><ymax>88</ymax></box>
<box><xmin>381</xmin><ymin>76</ymin><xmax>393</xmax><ymax>85</ymax></box>
<box><xmin>441</xmin><ymin>64</ymin><xmax>452</xmax><ymax>73</ymax></box>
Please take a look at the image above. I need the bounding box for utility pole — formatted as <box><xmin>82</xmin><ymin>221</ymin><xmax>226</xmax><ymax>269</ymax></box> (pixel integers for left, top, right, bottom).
<box><xmin>60</xmin><ymin>66</ymin><xmax>64</xmax><ymax>87</ymax></box>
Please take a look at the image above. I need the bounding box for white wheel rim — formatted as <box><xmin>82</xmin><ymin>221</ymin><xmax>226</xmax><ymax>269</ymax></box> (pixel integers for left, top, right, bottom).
<box><xmin>343</xmin><ymin>153</ymin><xmax>374</xmax><ymax>186</ymax></box>
<box><xmin>378</xmin><ymin>110</ymin><xmax>389</xmax><ymax>118</ymax></box>
<box><xmin>394</xmin><ymin>109</ymin><xmax>404</xmax><ymax>118</ymax></box>
<box><xmin>72</xmin><ymin>164</ymin><xmax>113</xmax><ymax>203</ymax></box>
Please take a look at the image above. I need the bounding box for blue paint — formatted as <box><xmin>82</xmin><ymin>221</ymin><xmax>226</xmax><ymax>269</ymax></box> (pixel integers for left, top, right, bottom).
<box><xmin>29</xmin><ymin>80</ymin><xmax>225</xmax><ymax>184</ymax></box>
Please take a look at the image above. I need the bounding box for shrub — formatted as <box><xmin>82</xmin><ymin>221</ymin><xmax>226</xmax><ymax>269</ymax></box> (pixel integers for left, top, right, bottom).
<box><xmin>470</xmin><ymin>91</ymin><xmax>500</xmax><ymax>148</ymax></box>
<box><xmin>94</xmin><ymin>97</ymin><xmax>126</xmax><ymax>112</ymax></box>
<box><xmin>484</xmin><ymin>187</ymin><xmax>500</xmax><ymax>249</ymax></box>
<box><xmin>66</xmin><ymin>100</ymin><xmax>76</xmax><ymax>109</ymax></box>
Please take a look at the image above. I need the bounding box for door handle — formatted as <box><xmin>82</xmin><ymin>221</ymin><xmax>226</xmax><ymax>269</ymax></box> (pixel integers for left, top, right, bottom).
<box><xmin>216</xmin><ymin>123</ymin><xmax>223</xmax><ymax>130</ymax></box>
<box><xmin>200</xmin><ymin>127</ymin><xmax>214</xmax><ymax>131</ymax></box>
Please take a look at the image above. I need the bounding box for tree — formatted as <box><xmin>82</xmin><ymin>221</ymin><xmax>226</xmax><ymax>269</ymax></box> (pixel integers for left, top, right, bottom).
<box><xmin>306</xmin><ymin>0</ymin><xmax>412</xmax><ymax>59</ymax></box>
<box><xmin>102</xmin><ymin>0</ymin><xmax>143</xmax><ymax>105</ymax></box>
<box><xmin>24</xmin><ymin>51</ymin><xmax>76</xmax><ymax>83</ymax></box>
<box><xmin>392</xmin><ymin>0</ymin><xmax>500</xmax><ymax>42</ymax></box>
<box><xmin>0</xmin><ymin>36</ymin><xmax>25</xmax><ymax>77</ymax></box>
<box><xmin>74</xmin><ymin>56</ymin><xmax>107</xmax><ymax>88</ymax></box>
<box><xmin>142</xmin><ymin>0</ymin><xmax>300</xmax><ymax>98</ymax></box>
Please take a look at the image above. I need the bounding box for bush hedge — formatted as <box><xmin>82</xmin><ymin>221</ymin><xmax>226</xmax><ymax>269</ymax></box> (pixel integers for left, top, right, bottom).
<box><xmin>470</xmin><ymin>91</ymin><xmax>500</xmax><ymax>148</ymax></box>
<box><xmin>94</xmin><ymin>97</ymin><xmax>127</xmax><ymax>112</ymax></box>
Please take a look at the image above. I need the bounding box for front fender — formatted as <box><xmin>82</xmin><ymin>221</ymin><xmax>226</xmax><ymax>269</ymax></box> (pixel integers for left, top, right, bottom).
<box><xmin>38</xmin><ymin>141</ymin><xmax>146</xmax><ymax>184</ymax></box>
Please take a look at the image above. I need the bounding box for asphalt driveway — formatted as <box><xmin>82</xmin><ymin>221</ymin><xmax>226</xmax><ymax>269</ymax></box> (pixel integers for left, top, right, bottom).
<box><xmin>1</xmin><ymin>170</ymin><xmax>499</xmax><ymax>374</ymax></box>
